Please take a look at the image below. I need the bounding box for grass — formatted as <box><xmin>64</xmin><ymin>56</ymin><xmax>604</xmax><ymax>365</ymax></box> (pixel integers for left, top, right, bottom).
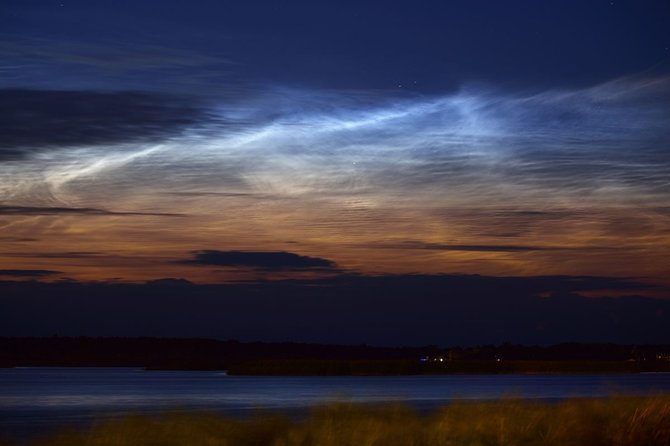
<box><xmin>21</xmin><ymin>396</ymin><xmax>670</xmax><ymax>446</ymax></box>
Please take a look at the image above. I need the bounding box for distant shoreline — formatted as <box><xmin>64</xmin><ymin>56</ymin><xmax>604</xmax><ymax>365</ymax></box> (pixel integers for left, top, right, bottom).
<box><xmin>6</xmin><ymin>359</ymin><xmax>668</xmax><ymax>375</ymax></box>
<box><xmin>220</xmin><ymin>359</ymin><xmax>670</xmax><ymax>376</ymax></box>
<box><xmin>3</xmin><ymin>336</ymin><xmax>670</xmax><ymax>375</ymax></box>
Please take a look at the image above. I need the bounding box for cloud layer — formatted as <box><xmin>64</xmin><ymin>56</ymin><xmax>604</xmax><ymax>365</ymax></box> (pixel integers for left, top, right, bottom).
<box><xmin>0</xmin><ymin>77</ymin><xmax>668</xmax><ymax>284</ymax></box>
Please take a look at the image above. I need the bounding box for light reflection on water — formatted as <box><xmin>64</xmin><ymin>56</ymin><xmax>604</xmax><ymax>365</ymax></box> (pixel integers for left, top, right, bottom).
<box><xmin>1</xmin><ymin>368</ymin><xmax>669</xmax><ymax>438</ymax></box>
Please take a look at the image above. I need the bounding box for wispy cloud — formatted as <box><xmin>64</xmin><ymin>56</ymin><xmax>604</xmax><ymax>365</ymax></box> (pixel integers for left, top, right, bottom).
<box><xmin>0</xmin><ymin>236</ymin><xmax>38</xmax><ymax>242</ymax></box>
<box><xmin>0</xmin><ymin>269</ymin><xmax>60</xmax><ymax>277</ymax></box>
<box><xmin>4</xmin><ymin>76</ymin><xmax>668</xmax><ymax>202</ymax></box>
<box><xmin>0</xmin><ymin>205</ymin><xmax>182</xmax><ymax>217</ymax></box>
<box><xmin>0</xmin><ymin>40</ymin><xmax>236</xmax><ymax>71</ymax></box>
<box><xmin>0</xmin><ymin>251</ymin><xmax>106</xmax><ymax>259</ymax></box>
<box><xmin>365</xmin><ymin>241</ymin><xmax>564</xmax><ymax>252</ymax></box>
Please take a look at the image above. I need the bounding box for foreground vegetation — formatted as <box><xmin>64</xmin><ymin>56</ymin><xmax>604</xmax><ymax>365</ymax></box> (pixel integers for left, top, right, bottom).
<box><xmin>23</xmin><ymin>396</ymin><xmax>670</xmax><ymax>446</ymax></box>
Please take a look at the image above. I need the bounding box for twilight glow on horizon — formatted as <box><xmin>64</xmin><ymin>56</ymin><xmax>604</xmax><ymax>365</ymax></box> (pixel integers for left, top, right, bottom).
<box><xmin>1</xmin><ymin>1</ymin><xmax>669</xmax><ymax>292</ymax></box>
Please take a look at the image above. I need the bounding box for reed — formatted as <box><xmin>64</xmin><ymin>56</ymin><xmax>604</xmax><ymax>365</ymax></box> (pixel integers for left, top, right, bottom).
<box><xmin>28</xmin><ymin>396</ymin><xmax>670</xmax><ymax>446</ymax></box>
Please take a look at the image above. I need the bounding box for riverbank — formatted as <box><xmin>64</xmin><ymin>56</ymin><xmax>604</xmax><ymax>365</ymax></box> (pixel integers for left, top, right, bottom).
<box><xmin>4</xmin><ymin>337</ymin><xmax>670</xmax><ymax>374</ymax></box>
<box><xmin>222</xmin><ymin>359</ymin><xmax>670</xmax><ymax>375</ymax></box>
<box><xmin>15</xmin><ymin>396</ymin><xmax>670</xmax><ymax>446</ymax></box>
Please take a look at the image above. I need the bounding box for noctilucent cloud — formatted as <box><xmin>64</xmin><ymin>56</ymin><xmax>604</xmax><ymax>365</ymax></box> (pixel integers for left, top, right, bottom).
<box><xmin>1</xmin><ymin>0</ymin><xmax>669</xmax><ymax>291</ymax></box>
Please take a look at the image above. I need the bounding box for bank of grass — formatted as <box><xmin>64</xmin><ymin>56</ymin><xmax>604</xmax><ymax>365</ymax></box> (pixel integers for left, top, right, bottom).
<box><xmin>27</xmin><ymin>396</ymin><xmax>670</xmax><ymax>446</ymax></box>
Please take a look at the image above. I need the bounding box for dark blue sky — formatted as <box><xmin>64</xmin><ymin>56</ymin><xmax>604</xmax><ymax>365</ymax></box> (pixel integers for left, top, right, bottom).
<box><xmin>2</xmin><ymin>1</ymin><xmax>669</xmax><ymax>94</ymax></box>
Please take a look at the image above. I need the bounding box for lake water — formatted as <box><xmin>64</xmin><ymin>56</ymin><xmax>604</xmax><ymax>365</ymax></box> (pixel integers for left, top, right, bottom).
<box><xmin>1</xmin><ymin>367</ymin><xmax>670</xmax><ymax>439</ymax></box>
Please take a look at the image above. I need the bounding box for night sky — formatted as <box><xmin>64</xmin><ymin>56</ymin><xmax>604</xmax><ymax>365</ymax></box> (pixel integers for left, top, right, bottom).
<box><xmin>1</xmin><ymin>1</ymin><xmax>669</xmax><ymax>344</ymax></box>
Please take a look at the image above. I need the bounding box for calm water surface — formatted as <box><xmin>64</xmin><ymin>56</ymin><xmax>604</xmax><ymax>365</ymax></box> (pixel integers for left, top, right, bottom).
<box><xmin>1</xmin><ymin>368</ymin><xmax>669</xmax><ymax>439</ymax></box>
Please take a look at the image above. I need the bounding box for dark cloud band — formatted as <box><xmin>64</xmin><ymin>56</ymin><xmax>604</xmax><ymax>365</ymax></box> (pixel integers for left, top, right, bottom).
<box><xmin>182</xmin><ymin>250</ymin><xmax>337</xmax><ymax>270</ymax></box>
<box><xmin>0</xmin><ymin>89</ymin><xmax>210</xmax><ymax>159</ymax></box>
<box><xmin>0</xmin><ymin>205</ymin><xmax>181</xmax><ymax>217</ymax></box>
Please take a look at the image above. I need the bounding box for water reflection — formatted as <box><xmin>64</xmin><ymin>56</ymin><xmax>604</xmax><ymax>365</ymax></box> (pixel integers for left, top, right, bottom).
<box><xmin>1</xmin><ymin>368</ymin><xmax>669</xmax><ymax>439</ymax></box>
